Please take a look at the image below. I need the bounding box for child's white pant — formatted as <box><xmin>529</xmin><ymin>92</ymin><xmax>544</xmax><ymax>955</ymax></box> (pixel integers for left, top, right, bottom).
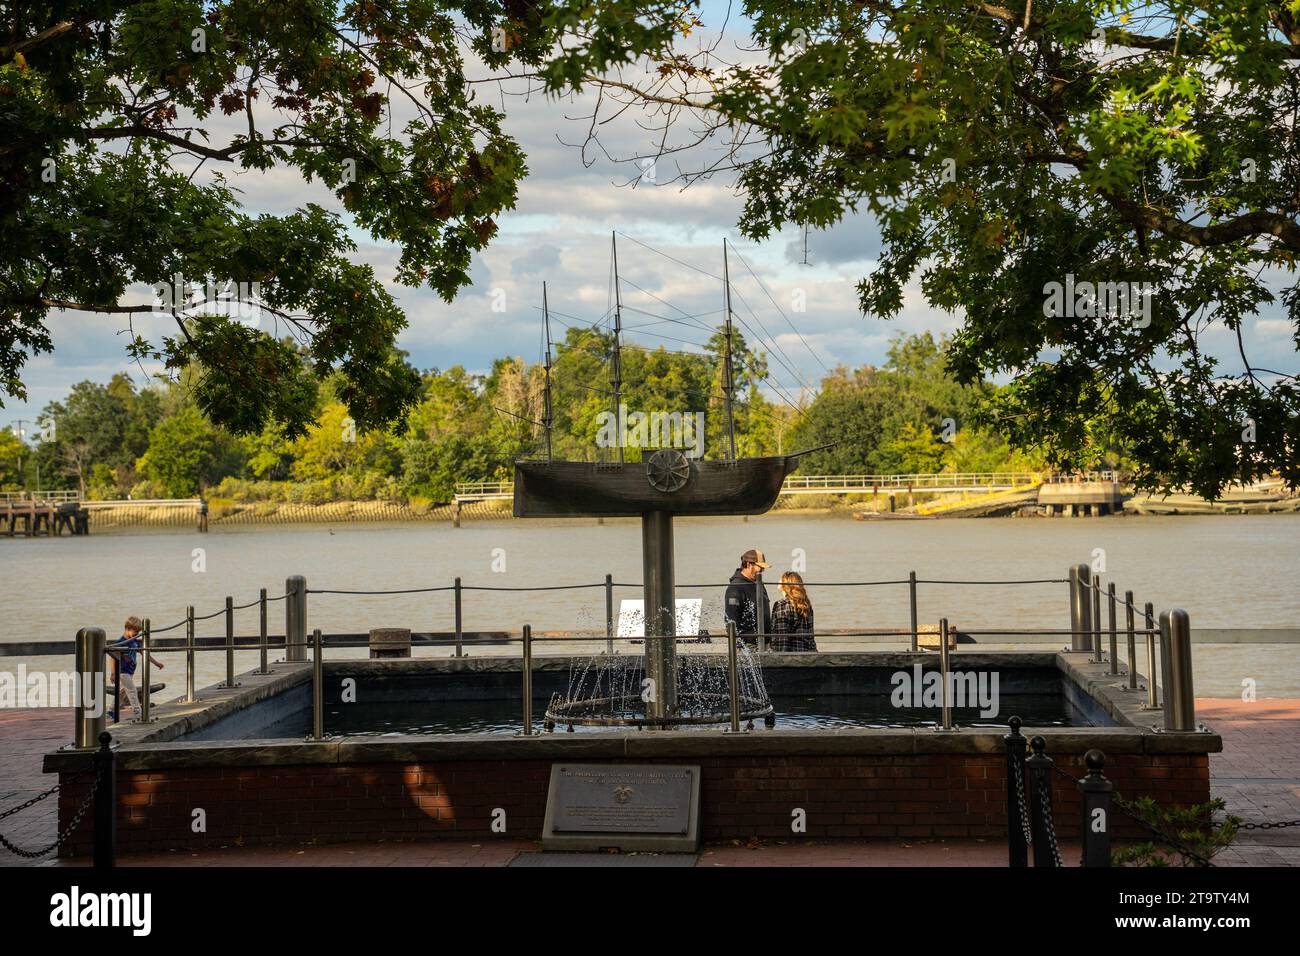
<box><xmin>118</xmin><ymin>672</ymin><xmax>140</xmax><ymax>715</ymax></box>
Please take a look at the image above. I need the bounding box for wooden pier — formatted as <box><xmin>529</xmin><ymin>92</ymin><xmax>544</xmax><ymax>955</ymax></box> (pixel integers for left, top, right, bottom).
<box><xmin>0</xmin><ymin>494</ymin><xmax>88</xmax><ymax>537</ymax></box>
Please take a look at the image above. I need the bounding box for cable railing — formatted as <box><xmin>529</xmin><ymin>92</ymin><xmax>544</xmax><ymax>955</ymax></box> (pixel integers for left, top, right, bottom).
<box><xmin>60</xmin><ymin>557</ymin><xmax>1190</xmax><ymax>751</ymax></box>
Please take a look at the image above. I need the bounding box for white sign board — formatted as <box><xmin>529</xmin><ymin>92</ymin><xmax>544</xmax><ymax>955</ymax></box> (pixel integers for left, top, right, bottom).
<box><xmin>617</xmin><ymin>599</ymin><xmax>703</xmax><ymax>638</ymax></box>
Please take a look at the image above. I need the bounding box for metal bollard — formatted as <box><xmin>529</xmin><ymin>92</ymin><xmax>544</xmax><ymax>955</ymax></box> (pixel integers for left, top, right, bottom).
<box><xmin>185</xmin><ymin>605</ymin><xmax>196</xmax><ymax>703</ymax></box>
<box><xmin>139</xmin><ymin>619</ymin><xmax>152</xmax><ymax>723</ymax></box>
<box><xmin>454</xmin><ymin>576</ymin><xmax>464</xmax><ymax>658</ymax></box>
<box><xmin>222</xmin><ymin>595</ymin><xmax>237</xmax><ymax>688</ymax></box>
<box><xmin>1069</xmin><ymin>564</ymin><xmax>1092</xmax><ymax>652</ymax></box>
<box><xmin>521</xmin><ymin>624</ymin><xmax>533</xmax><ymax>736</ymax></box>
<box><xmin>938</xmin><ymin>617</ymin><xmax>953</xmax><ymax>731</ymax></box>
<box><xmin>1107</xmin><ymin>583</ymin><xmax>1118</xmax><ymax>675</ymax></box>
<box><xmin>1161</xmin><ymin>609</ymin><xmax>1196</xmax><ymax>731</ymax></box>
<box><xmin>726</xmin><ymin>621</ymin><xmax>741</xmax><ymax>733</ymax></box>
<box><xmin>1004</xmin><ymin>716</ymin><xmax>1028</xmax><ymax>867</ymax></box>
<box><xmin>74</xmin><ymin>627</ymin><xmax>106</xmax><ymax>750</ymax></box>
<box><xmin>1144</xmin><ymin>601</ymin><xmax>1158</xmax><ymax>709</ymax></box>
<box><xmin>259</xmin><ymin>588</ymin><xmax>269</xmax><ymax>674</ymax></box>
<box><xmin>1125</xmin><ymin>591</ymin><xmax>1137</xmax><ymax>690</ymax></box>
<box><xmin>605</xmin><ymin>573</ymin><xmax>614</xmax><ymax>655</ymax></box>
<box><xmin>1025</xmin><ymin>735</ymin><xmax>1058</xmax><ymax>868</ymax></box>
<box><xmin>1079</xmin><ymin>749</ymin><xmax>1113</xmax><ymax>866</ymax></box>
<box><xmin>1091</xmin><ymin>577</ymin><xmax>1103</xmax><ymax>663</ymax></box>
<box><xmin>93</xmin><ymin>731</ymin><xmax>115</xmax><ymax>869</ymax></box>
<box><xmin>306</xmin><ymin>629</ymin><xmax>322</xmax><ymax>738</ymax></box>
<box><xmin>908</xmin><ymin>571</ymin><xmax>919</xmax><ymax>652</ymax></box>
<box><xmin>285</xmin><ymin>575</ymin><xmax>307</xmax><ymax>663</ymax></box>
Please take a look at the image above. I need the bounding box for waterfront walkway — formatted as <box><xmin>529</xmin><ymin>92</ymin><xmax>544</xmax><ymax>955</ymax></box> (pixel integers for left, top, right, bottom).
<box><xmin>3</xmin><ymin>699</ymin><xmax>1297</xmax><ymax>867</ymax></box>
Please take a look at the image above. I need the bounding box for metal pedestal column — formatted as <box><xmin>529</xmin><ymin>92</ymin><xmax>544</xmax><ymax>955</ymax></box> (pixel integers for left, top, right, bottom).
<box><xmin>641</xmin><ymin>510</ymin><xmax>678</xmax><ymax>721</ymax></box>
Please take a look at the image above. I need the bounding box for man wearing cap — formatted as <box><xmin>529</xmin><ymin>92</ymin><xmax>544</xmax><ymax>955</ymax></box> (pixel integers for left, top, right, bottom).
<box><xmin>725</xmin><ymin>549</ymin><xmax>771</xmax><ymax>648</ymax></box>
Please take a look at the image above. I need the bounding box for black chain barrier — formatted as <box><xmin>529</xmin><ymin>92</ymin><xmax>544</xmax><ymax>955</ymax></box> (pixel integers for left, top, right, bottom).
<box><xmin>0</xmin><ymin>772</ymin><xmax>98</xmax><ymax>860</ymax></box>
<box><xmin>1046</xmin><ymin>761</ymin><xmax>1217</xmax><ymax>867</ymax></box>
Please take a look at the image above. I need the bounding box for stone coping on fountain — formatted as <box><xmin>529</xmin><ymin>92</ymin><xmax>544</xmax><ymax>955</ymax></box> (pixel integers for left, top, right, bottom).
<box><xmin>43</xmin><ymin>651</ymin><xmax>1222</xmax><ymax>775</ymax></box>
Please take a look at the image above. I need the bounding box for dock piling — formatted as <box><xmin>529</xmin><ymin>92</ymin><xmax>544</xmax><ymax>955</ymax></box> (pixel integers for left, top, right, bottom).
<box><xmin>286</xmin><ymin>575</ymin><xmax>306</xmax><ymax>663</ymax></box>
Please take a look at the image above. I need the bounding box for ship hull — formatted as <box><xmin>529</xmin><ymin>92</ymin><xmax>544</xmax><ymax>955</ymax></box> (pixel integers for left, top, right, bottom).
<box><xmin>513</xmin><ymin>456</ymin><xmax>799</xmax><ymax>517</ymax></box>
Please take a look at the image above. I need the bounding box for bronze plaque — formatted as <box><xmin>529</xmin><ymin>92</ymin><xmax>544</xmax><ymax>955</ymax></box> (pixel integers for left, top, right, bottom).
<box><xmin>550</xmin><ymin>764</ymin><xmax>696</xmax><ymax>835</ymax></box>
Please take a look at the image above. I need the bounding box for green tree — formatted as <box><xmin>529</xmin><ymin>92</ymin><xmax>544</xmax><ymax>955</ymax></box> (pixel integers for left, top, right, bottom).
<box><xmin>541</xmin><ymin>1</ymin><xmax>1300</xmax><ymax>496</ymax></box>
<box><xmin>289</xmin><ymin>402</ymin><xmax>397</xmax><ymax>481</ymax></box>
<box><xmin>786</xmin><ymin>366</ymin><xmax>897</xmax><ymax>473</ymax></box>
<box><xmin>0</xmin><ymin>427</ymin><xmax>24</xmax><ymax>489</ymax></box>
<box><xmin>877</xmin><ymin>421</ymin><xmax>949</xmax><ymax>474</ymax></box>
<box><xmin>2</xmin><ymin>2</ymin><xmax>551</xmax><ymax>437</ymax></box>
<box><xmin>38</xmin><ymin>380</ymin><xmax>132</xmax><ymax>495</ymax></box>
<box><xmin>136</xmin><ymin>405</ymin><xmax>244</xmax><ymax>496</ymax></box>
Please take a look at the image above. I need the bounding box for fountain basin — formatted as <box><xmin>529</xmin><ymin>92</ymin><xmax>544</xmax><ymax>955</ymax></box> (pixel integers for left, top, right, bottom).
<box><xmin>44</xmin><ymin>652</ymin><xmax>1220</xmax><ymax>856</ymax></box>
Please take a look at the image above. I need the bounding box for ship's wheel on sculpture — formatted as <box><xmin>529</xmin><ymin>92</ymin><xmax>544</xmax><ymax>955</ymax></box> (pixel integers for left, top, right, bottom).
<box><xmin>645</xmin><ymin>448</ymin><xmax>691</xmax><ymax>493</ymax></box>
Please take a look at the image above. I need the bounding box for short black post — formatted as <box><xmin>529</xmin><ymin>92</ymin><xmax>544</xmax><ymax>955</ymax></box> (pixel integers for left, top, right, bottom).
<box><xmin>1004</xmin><ymin>716</ymin><xmax>1028</xmax><ymax>867</ymax></box>
<box><xmin>1025</xmin><ymin>735</ymin><xmax>1057</xmax><ymax>868</ymax></box>
<box><xmin>93</xmin><ymin>731</ymin><xmax>115</xmax><ymax>869</ymax></box>
<box><xmin>454</xmin><ymin>576</ymin><xmax>464</xmax><ymax>658</ymax></box>
<box><xmin>605</xmin><ymin>573</ymin><xmax>614</xmax><ymax>654</ymax></box>
<box><xmin>1079</xmin><ymin>749</ymin><xmax>1113</xmax><ymax>867</ymax></box>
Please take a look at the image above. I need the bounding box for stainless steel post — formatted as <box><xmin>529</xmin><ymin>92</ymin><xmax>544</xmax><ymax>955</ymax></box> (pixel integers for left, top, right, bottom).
<box><xmin>1162</xmin><ymin>609</ymin><xmax>1196</xmax><ymax>732</ymax></box>
<box><xmin>310</xmin><ymin>628</ymin><xmax>324</xmax><ymax>741</ymax></box>
<box><xmin>1069</xmin><ymin>564</ymin><xmax>1092</xmax><ymax>652</ymax></box>
<box><xmin>1107</xmin><ymin>583</ymin><xmax>1118</xmax><ymax>675</ymax></box>
<box><xmin>909</xmin><ymin>571</ymin><xmax>918</xmax><ymax>652</ymax></box>
<box><xmin>605</xmin><ymin>573</ymin><xmax>614</xmax><ymax>655</ymax></box>
<box><xmin>641</xmin><ymin>510</ymin><xmax>678</xmax><ymax>719</ymax></box>
<box><xmin>1125</xmin><ymin>590</ymin><xmax>1137</xmax><ymax>690</ymax></box>
<box><xmin>259</xmin><ymin>588</ymin><xmax>268</xmax><ymax>674</ymax></box>
<box><xmin>74</xmin><ymin>627</ymin><xmax>106</xmax><ymax>749</ymax></box>
<box><xmin>754</xmin><ymin>575</ymin><xmax>766</xmax><ymax>652</ymax></box>
<box><xmin>185</xmin><ymin>605</ymin><xmax>196</xmax><ymax>703</ymax></box>
<box><xmin>1144</xmin><ymin>601</ymin><xmax>1158</xmax><ymax>709</ymax></box>
<box><xmin>454</xmin><ymin>576</ymin><xmax>463</xmax><ymax>658</ymax></box>
<box><xmin>938</xmin><ymin>618</ymin><xmax>953</xmax><ymax>730</ymax></box>
<box><xmin>521</xmin><ymin>624</ymin><xmax>533</xmax><ymax>736</ymax></box>
<box><xmin>139</xmin><ymin>619</ymin><xmax>151</xmax><ymax>723</ymax></box>
<box><xmin>1091</xmin><ymin>577</ymin><xmax>1103</xmax><ymax>662</ymax></box>
<box><xmin>222</xmin><ymin>596</ymin><xmax>236</xmax><ymax>688</ymax></box>
<box><xmin>726</xmin><ymin>621</ymin><xmax>741</xmax><ymax>733</ymax></box>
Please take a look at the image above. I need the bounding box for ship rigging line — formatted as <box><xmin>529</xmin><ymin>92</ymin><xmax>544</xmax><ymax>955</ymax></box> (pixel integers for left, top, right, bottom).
<box><xmin>729</xmin><ymin>244</ymin><xmax>829</xmax><ymax>373</ymax></box>
<box><xmin>614</xmin><ymin>231</ymin><xmax>820</xmax><ymax>400</ymax></box>
<box><xmin>728</xmin><ymin>285</ymin><xmax>818</xmax><ymax>399</ymax></box>
<box><xmin>615</xmin><ymin>231</ymin><xmax>723</xmax><ymax>282</ymax></box>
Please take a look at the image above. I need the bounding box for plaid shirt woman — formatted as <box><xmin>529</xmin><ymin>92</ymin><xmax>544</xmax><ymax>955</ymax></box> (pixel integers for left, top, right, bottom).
<box><xmin>771</xmin><ymin>571</ymin><xmax>817</xmax><ymax>652</ymax></box>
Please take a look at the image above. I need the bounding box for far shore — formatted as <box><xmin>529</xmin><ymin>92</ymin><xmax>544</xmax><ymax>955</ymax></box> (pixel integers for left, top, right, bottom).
<box><xmin>15</xmin><ymin>489</ymin><xmax>1296</xmax><ymax>533</ymax></box>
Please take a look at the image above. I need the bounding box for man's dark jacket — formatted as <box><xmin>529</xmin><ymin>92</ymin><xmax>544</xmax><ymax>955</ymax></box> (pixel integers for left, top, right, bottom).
<box><xmin>724</xmin><ymin>568</ymin><xmax>769</xmax><ymax>641</ymax></box>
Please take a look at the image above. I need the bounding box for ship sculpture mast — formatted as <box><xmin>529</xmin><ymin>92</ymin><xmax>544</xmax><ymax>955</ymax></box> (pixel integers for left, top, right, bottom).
<box><xmin>721</xmin><ymin>238</ymin><xmax>739</xmax><ymax>461</ymax></box>
<box><xmin>610</xmin><ymin>232</ymin><xmax>625</xmax><ymax>465</ymax></box>
<box><xmin>542</xmin><ymin>281</ymin><xmax>554</xmax><ymax>463</ymax></box>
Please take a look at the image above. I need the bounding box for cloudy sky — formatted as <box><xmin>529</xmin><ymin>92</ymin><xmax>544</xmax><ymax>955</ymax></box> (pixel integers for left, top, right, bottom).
<box><xmin>5</xmin><ymin>6</ymin><xmax>1296</xmax><ymax>428</ymax></box>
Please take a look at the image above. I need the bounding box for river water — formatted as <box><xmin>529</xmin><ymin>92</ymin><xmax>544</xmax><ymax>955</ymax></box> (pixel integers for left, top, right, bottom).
<box><xmin>2</xmin><ymin>513</ymin><xmax>1297</xmax><ymax>698</ymax></box>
